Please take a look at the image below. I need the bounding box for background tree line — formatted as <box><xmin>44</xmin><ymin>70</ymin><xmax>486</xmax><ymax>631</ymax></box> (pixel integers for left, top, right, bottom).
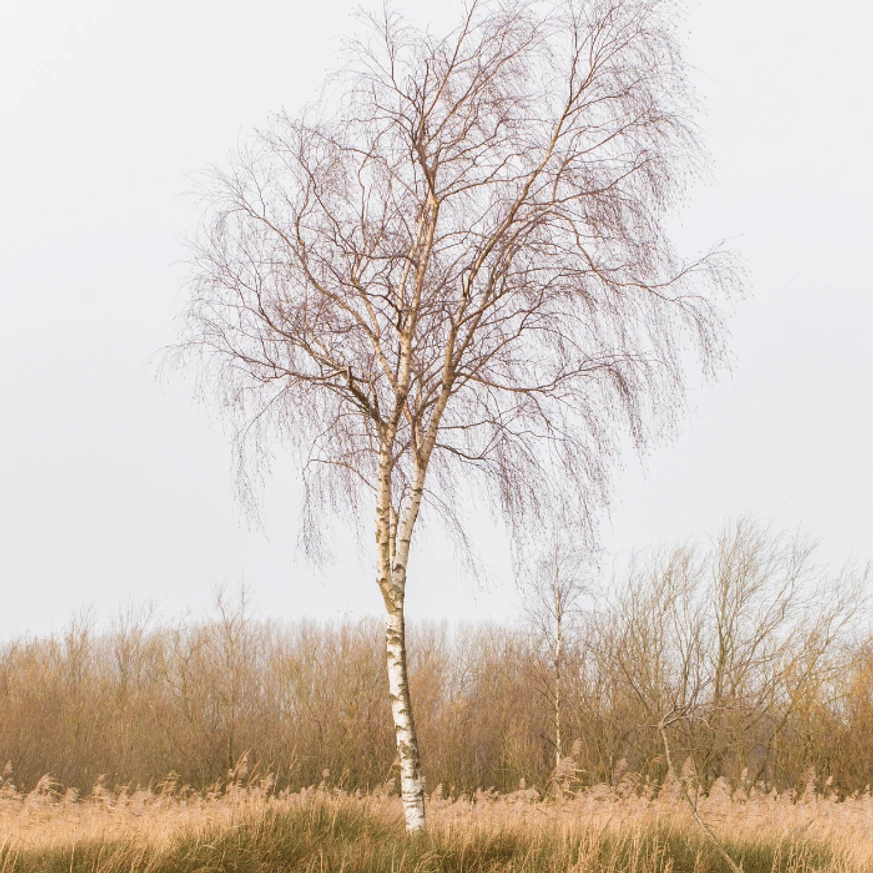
<box><xmin>1</xmin><ymin>521</ymin><xmax>869</xmax><ymax>798</ymax></box>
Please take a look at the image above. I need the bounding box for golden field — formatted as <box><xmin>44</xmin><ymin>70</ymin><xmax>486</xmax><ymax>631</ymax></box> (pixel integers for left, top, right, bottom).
<box><xmin>2</xmin><ymin>772</ymin><xmax>871</xmax><ymax>872</ymax></box>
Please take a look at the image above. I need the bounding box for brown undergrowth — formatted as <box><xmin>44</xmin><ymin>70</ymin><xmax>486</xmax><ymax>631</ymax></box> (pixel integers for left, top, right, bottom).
<box><xmin>0</xmin><ymin>770</ymin><xmax>870</xmax><ymax>872</ymax></box>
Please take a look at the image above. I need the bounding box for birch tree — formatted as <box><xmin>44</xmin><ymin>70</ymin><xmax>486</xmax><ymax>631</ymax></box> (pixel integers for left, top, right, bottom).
<box><xmin>173</xmin><ymin>0</ymin><xmax>735</xmax><ymax>831</ymax></box>
<box><xmin>523</xmin><ymin>535</ymin><xmax>588</xmax><ymax>770</ymax></box>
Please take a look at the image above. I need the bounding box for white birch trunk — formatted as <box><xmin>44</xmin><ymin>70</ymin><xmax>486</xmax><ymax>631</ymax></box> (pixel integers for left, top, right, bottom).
<box><xmin>375</xmin><ymin>443</ymin><xmax>427</xmax><ymax>833</ymax></box>
<box><xmin>384</xmin><ymin>601</ymin><xmax>426</xmax><ymax>832</ymax></box>
<box><xmin>554</xmin><ymin>621</ymin><xmax>562</xmax><ymax>769</ymax></box>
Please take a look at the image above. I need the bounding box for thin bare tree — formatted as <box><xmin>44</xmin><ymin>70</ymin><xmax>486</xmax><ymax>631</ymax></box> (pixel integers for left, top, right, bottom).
<box><xmin>170</xmin><ymin>0</ymin><xmax>735</xmax><ymax>831</ymax></box>
<box><xmin>523</xmin><ymin>532</ymin><xmax>589</xmax><ymax>770</ymax></box>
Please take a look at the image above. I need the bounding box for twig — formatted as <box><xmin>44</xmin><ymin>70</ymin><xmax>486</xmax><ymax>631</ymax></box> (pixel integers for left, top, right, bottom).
<box><xmin>658</xmin><ymin>717</ymin><xmax>744</xmax><ymax>873</ymax></box>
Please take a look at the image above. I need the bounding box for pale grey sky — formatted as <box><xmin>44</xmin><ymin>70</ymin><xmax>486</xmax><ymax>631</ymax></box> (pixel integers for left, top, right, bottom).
<box><xmin>1</xmin><ymin>0</ymin><xmax>871</xmax><ymax>638</ymax></box>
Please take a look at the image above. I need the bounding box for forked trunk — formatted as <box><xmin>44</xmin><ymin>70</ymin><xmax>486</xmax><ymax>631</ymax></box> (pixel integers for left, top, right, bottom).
<box><xmin>384</xmin><ymin>600</ymin><xmax>426</xmax><ymax>831</ymax></box>
<box><xmin>376</xmin><ymin>441</ymin><xmax>427</xmax><ymax>832</ymax></box>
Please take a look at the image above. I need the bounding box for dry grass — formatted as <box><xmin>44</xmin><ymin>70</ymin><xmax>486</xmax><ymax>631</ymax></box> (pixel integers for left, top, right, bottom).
<box><xmin>1</xmin><ymin>772</ymin><xmax>870</xmax><ymax>872</ymax></box>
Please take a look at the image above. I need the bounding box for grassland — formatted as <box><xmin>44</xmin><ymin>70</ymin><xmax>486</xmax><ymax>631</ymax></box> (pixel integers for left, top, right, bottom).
<box><xmin>1</xmin><ymin>773</ymin><xmax>870</xmax><ymax>873</ymax></box>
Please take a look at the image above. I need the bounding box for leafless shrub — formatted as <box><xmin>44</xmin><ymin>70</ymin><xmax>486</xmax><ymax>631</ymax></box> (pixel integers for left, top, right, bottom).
<box><xmin>596</xmin><ymin>518</ymin><xmax>868</xmax><ymax>790</ymax></box>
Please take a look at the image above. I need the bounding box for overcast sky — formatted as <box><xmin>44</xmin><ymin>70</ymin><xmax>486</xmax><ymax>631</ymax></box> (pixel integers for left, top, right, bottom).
<box><xmin>1</xmin><ymin>0</ymin><xmax>871</xmax><ymax>639</ymax></box>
